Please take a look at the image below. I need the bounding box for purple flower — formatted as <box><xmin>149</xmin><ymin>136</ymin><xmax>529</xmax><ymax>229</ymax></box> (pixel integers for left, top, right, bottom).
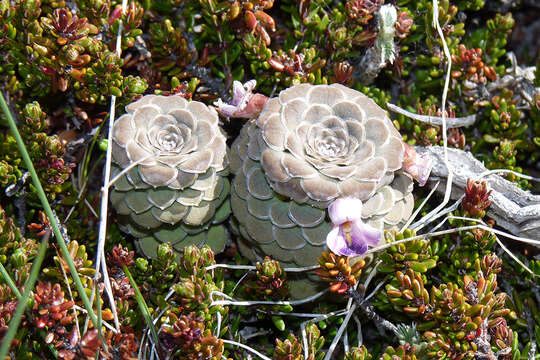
<box><xmin>402</xmin><ymin>143</ymin><xmax>433</xmax><ymax>186</ymax></box>
<box><xmin>214</xmin><ymin>80</ymin><xmax>268</xmax><ymax>118</ymax></box>
<box><xmin>326</xmin><ymin>197</ymin><xmax>382</xmax><ymax>256</ymax></box>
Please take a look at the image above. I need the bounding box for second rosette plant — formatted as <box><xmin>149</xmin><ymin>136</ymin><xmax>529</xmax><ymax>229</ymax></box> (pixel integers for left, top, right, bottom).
<box><xmin>230</xmin><ymin>83</ymin><xmax>416</xmax><ymax>294</ymax></box>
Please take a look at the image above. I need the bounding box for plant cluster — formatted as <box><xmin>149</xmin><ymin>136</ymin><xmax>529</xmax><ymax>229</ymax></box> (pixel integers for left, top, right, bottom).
<box><xmin>0</xmin><ymin>0</ymin><xmax>539</xmax><ymax>359</ymax></box>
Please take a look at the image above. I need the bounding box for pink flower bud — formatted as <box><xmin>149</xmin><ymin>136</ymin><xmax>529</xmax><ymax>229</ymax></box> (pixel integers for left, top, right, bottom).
<box><xmin>402</xmin><ymin>143</ymin><xmax>433</xmax><ymax>186</ymax></box>
<box><xmin>214</xmin><ymin>80</ymin><xmax>269</xmax><ymax>118</ymax></box>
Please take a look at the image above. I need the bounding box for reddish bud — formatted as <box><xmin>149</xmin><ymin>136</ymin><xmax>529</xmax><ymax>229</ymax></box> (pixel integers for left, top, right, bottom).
<box><xmin>40</xmin><ymin>66</ymin><xmax>56</xmax><ymax>75</ymax></box>
<box><xmin>254</xmin><ymin>10</ymin><xmax>275</xmax><ymax>31</ymax></box>
<box><xmin>109</xmin><ymin>7</ymin><xmax>123</xmax><ymax>24</ymax></box>
<box><xmin>268</xmin><ymin>58</ymin><xmax>285</xmax><ymax>71</ymax></box>
<box><xmin>245</xmin><ymin>10</ymin><xmax>257</xmax><ymax>30</ymax></box>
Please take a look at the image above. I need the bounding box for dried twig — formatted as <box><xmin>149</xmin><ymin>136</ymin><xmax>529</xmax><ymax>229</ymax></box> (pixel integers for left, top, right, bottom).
<box><xmin>323</xmin><ymin>302</ymin><xmax>358</xmax><ymax>360</ymax></box>
<box><xmin>209</xmin><ymin>289</ymin><xmax>328</xmax><ymax>307</ymax></box>
<box><xmin>386</xmin><ymin>103</ymin><xmax>477</xmax><ymax>128</ymax></box>
<box><xmin>107</xmin><ymin>154</ymin><xmax>154</xmax><ymax>188</ymax></box>
<box><xmin>401</xmin><ymin>181</ymin><xmax>440</xmax><ymax>231</ymax></box>
<box><xmin>89</xmin><ymin>0</ymin><xmax>129</xmax><ymax>333</ymax></box>
<box><xmin>348</xmin><ymin>286</ymin><xmax>398</xmax><ymax>334</ymax></box>
<box><xmin>415</xmin><ymin>0</ymin><xmax>454</xmax><ymax>233</ymax></box>
<box><xmin>417</xmin><ymin>146</ymin><xmax>540</xmax><ymax>243</ymax></box>
<box><xmin>222</xmin><ymin>339</ymin><xmax>272</xmax><ymax>360</ymax></box>
<box><xmin>430</xmin><ymin>215</ymin><xmax>536</xmax><ymax>276</ymax></box>
<box><xmin>322</xmin><ymin>262</ymin><xmax>382</xmax><ymax>360</ymax></box>
<box><xmin>205</xmin><ymin>263</ymin><xmax>320</xmax><ymax>272</ymax></box>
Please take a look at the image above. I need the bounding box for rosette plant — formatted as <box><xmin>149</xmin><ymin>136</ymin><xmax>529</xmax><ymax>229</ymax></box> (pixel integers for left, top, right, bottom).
<box><xmin>230</xmin><ymin>84</ymin><xmax>414</xmax><ymax>294</ymax></box>
<box><xmin>110</xmin><ymin>95</ymin><xmax>230</xmax><ymax>258</ymax></box>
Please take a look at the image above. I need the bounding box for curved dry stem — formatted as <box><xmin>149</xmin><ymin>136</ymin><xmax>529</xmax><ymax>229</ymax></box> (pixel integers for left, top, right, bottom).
<box><xmin>209</xmin><ymin>289</ymin><xmax>328</xmax><ymax>307</ymax></box>
<box><xmin>415</xmin><ymin>0</ymin><xmax>454</xmax><ymax>231</ymax></box>
<box><xmin>91</xmin><ymin>0</ymin><xmax>129</xmax><ymax>334</ymax></box>
<box><xmin>387</xmin><ymin>102</ymin><xmax>477</xmax><ymax>128</ymax></box>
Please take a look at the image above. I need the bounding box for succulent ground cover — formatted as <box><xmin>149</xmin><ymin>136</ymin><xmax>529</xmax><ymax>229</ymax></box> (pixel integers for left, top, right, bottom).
<box><xmin>0</xmin><ymin>0</ymin><xmax>539</xmax><ymax>359</ymax></box>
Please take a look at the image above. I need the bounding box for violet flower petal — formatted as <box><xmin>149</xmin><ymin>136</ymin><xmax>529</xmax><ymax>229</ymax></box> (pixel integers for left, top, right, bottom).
<box><xmin>243</xmin><ymin>79</ymin><xmax>257</xmax><ymax>92</ymax></box>
<box><xmin>232</xmin><ymin>80</ymin><xmax>257</xmax><ymax>108</ymax></box>
<box><xmin>214</xmin><ymin>80</ymin><xmax>268</xmax><ymax>119</ymax></box>
<box><xmin>326</xmin><ymin>226</ymin><xmax>347</xmax><ymax>255</ymax></box>
<box><xmin>231</xmin><ymin>81</ymin><xmax>245</xmax><ymax>106</ymax></box>
<box><xmin>326</xmin><ymin>226</ymin><xmax>365</xmax><ymax>256</ymax></box>
<box><xmin>351</xmin><ymin>220</ymin><xmax>382</xmax><ymax>247</ymax></box>
<box><xmin>326</xmin><ymin>221</ymin><xmax>375</xmax><ymax>256</ymax></box>
<box><xmin>335</xmin><ymin>225</ymin><xmax>368</xmax><ymax>256</ymax></box>
<box><xmin>326</xmin><ymin>197</ymin><xmax>383</xmax><ymax>256</ymax></box>
<box><xmin>213</xmin><ymin>99</ymin><xmax>238</xmax><ymax>117</ymax></box>
<box><xmin>231</xmin><ymin>80</ymin><xmax>252</xmax><ymax>107</ymax></box>
<box><xmin>328</xmin><ymin>197</ymin><xmax>363</xmax><ymax>225</ymax></box>
<box><xmin>327</xmin><ymin>226</ymin><xmax>367</xmax><ymax>257</ymax></box>
<box><xmin>337</xmin><ymin>244</ymin><xmax>366</xmax><ymax>257</ymax></box>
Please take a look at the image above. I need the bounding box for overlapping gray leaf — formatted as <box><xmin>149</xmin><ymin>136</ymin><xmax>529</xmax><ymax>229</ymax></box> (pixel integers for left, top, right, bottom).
<box><xmin>255</xmin><ymin>84</ymin><xmax>404</xmax><ymax>207</ymax></box>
